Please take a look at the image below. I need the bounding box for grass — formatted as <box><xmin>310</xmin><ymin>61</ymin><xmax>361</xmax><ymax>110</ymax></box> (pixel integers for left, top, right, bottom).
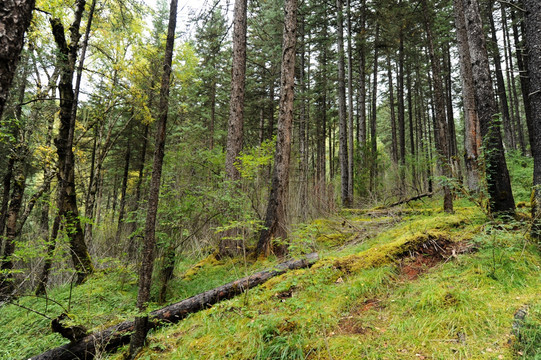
<box><xmin>111</xmin><ymin>203</ymin><xmax>538</xmax><ymax>359</ymax></box>
<box><xmin>1</xmin><ymin>186</ymin><xmax>540</xmax><ymax>359</ymax></box>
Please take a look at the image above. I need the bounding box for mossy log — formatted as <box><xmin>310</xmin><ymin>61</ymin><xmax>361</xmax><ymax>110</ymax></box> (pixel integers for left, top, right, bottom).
<box><xmin>30</xmin><ymin>253</ymin><xmax>318</xmax><ymax>360</ymax></box>
<box><xmin>329</xmin><ymin>230</ymin><xmax>450</xmax><ymax>273</ymax></box>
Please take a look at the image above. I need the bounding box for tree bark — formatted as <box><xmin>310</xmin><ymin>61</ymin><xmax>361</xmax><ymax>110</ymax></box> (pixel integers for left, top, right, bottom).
<box><xmin>225</xmin><ymin>0</ymin><xmax>248</xmax><ymax>182</ymax></box>
<box><xmin>453</xmin><ymin>0</ymin><xmax>482</xmax><ymax>193</ymax></box>
<box><xmin>0</xmin><ymin>0</ymin><xmax>36</xmax><ymax>119</ymax></box>
<box><xmin>346</xmin><ymin>0</ymin><xmax>354</xmax><ymax>205</ymax></box>
<box><xmin>336</xmin><ymin>0</ymin><xmax>350</xmax><ymax>207</ymax></box>
<box><xmin>256</xmin><ymin>0</ymin><xmax>297</xmax><ymax>257</ymax></box>
<box><xmin>523</xmin><ymin>0</ymin><xmax>541</xmax><ymax>238</ymax></box>
<box><xmin>49</xmin><ymin>0</ymin><xmax>94</xmax><ymax>284</ymax></box>
<box><xmin>370</xmin><ymin>24</ymin><xmax>379</xmax><ymax>192</ymax></box>
<box><xmin>502</xmin><ymin>4</ymin><xmax>526</xmax><ymax>155</ymax></box>
<box><xmin>387</xmin><ymin>54</ymin><xmax>398</xmax><ymax>165</ymax></box>
<box><xmin>30</xmin><ymin>253</ymin><xmax>318</xmax><ymax>360</ymax></box>
<box><xmin>461</xmin><ymin>0</ymin><xmax>515</xmax><ymax>215</ymax></box>
<box><xmin>511</xmin><ymin>6</ymin><xmax>535</xmax><ymax>157</ymax></box>
<box><xmin>487</xmin><ymin>0</ymin><xmax>515</xmax><ymax>150</ymax></box>
<box><xmin>0</xmin><ymin>170</ymin><xmax>25</xmax><ymax>295</ymax></box>
<box><xmin>422</xmin><ymin>0</ymin><xmax>453</xmax><ymax>213</ymax></box>
<box><xmin>127</xmin><ymin>0</ymin><xmax>177</xmax><ymax>356</ymax></box>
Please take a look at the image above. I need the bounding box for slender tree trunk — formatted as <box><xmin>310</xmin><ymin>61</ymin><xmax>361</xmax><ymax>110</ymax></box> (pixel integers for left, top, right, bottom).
<box><xmin>462</xmin><ymin>0</ymin><xmax>515</xmax><ymax>214</ymax></box>
<box><xmin>298</xmin><ymin>15</ymin><xmax>307</xmax><ymax>219</ymax></box>
<box><xmin>225</xmin><ymin>0</ymin><xmax>248</xmax><ymax>182</ymax></box>
<box><xmin>487</xmin><ymin>0</ymin><xmax>515</xmax><ymax>150</ymax></box>
<box><xmin>387</xmin><ymin>54</ymin><xmax>398</xmax><ymax>165</ymax></box>
<box><xmin>398</xmin><ymin>29</ymin><xmax>406</xmax><ymax>191</ymax></box>
<box><xmin>523</xmin><ymin>0</ymin><xmax>541</xmax><ymax>239</ymax></box>
<box><xmin>127</xmin><ymin>0</ymin><xmax>177</xmax><ymax>356</ymax></box>
<box><xmin>209</xmin><ymin>75</ymin><xmax>216</xmax><ymax>150</ymax></box>
<box><xmin>346</xmin><ymin>0</ymin><xmax>354</xmax><ymax>204</ymax></box>
<box><xmin>511</xmin><ymin>7</ymin><xmax>534</xmax><ymax>156</ymax></box>
<box><xmin>115</xmin><ymin>141</ymin><xmax>131</xmax><ymax>243</ymax></box>
<box><xmin>407</xmin><ymin>63</ymin><xmax>417</xmax><ymax>190</ymax></box>
<box><xmin>358</xmin><ymin>0</ymin><xmax>367</xmax><ymax>157</ymax></box>
<box><xmin>454</xmin><ymin>0</ymin><xmax>482</xmax><ymax>193</ymax></box>
<box><xmin>502</xmin><ymin>5</ymin><xmax>526</xmax><ymax>155</ymax></box>
<box><xmin>336</xmin><ymin>0</ymin><xmax>349</xmax><ymax>207</ymax></box>
<box><xmin>422</xmin><ymin>0</ymin><xmax>453</xmax><ymax>213</ymax></box>
<box><xmin>444</xmin><ymin>44</ymin><xmax>461</xmax><ymax>182</ymax></box>
<box><xmin>256</xmin><ymin>0</ymin><xmax>297</xmax><ymax>257</ymax></box>
<box><xmin>370</xmin><ymin>24</ymin><xmax>380</xmax><ymax>193</ymax></box>
<box><xmin>49</xmin><ymin>0</ymin><xmax>94</xmax><ymax>284</ymax></box>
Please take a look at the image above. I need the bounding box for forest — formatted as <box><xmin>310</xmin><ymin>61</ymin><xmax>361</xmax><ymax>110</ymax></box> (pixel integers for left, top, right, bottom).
<box><xmin>0</xmin><ymin>0</ymin><xmax>540</xmax><ymax>358</ymax></box>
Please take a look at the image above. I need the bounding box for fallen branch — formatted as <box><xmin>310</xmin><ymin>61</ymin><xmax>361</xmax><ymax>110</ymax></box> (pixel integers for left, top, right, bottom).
<box><xmin>387</xmin><ymin>192</ymin><xmax>433</xmax><ymax>208</ymax></box>
<box><xmin>30</xmin><ymin>253</ymin><xmax>319</xmax><ymax>360</ymax></box>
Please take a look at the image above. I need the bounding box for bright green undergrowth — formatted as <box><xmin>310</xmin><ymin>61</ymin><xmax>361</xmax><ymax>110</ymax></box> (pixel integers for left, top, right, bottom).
<box><xmin>1</xmin><ymin>194</ymin><xmax>540</xmax><ymax>360</ymax></box>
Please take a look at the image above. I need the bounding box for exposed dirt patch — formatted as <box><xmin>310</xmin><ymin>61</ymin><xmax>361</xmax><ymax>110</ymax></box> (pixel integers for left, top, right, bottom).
<box><xmin>337</xmin><ymin>298</ymin><xmax>383</xmax><ymax>335</ymax></box>
<box><xmin>398</xmin><ymin>240</ymin><xmax>476</xmax><ymax>280</ymax></box>
<box><xmin>274</xmin><ymin>286</ymin><xmax>297</xmax><ymax>300</ymax></box>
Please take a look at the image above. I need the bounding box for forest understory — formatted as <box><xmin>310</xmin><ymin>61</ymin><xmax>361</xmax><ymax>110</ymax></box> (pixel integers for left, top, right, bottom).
<box><xmin>1</xmin><ymin>0</ymin><xmax>541</xmax><ymax>358</ymax></box>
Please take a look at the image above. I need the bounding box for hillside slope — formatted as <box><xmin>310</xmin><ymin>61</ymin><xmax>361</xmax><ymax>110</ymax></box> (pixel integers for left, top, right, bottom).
<box><xmin>1</xmin><ymin>200</ymin><xmax>540</xmax><ymax>359</ymax></box>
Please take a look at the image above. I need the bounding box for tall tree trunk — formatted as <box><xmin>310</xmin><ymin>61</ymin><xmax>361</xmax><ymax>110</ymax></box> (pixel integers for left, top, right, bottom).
<box><xmin>336</xmin><ymin>0</ymin><xmax>349</xmax><ymax>207</ymax></box>
<box><xmin>0</xmin><ymin>0</ymin><xmax>35</xmax><ymax>119</ymax></box>
<box><xmin>523</xmin><ymin>0</ymin><xmax>541</xmax><ymax>239</ymax></box>
<box><xmin>444</xmin><ymin>44</ymin><xmax>461</xmax><ymax>182</ymax></box>
<box><xmin>0</xmin><ymin>157</ymin><xmax>15</xmax><ymax>244</ymax></box>
<box><xmin>422</xmin><ymin>0</ymin><xmax>453</xmax><ymax>213</ymax></box>
<box><xmin>387</xmin><ymin>54</ymin><xmax>398</xmax><ymax>165</ymax></box>
<box><xmin>126</xmin><ymin>124</ymin><xmax>149</xmax><ymax>259</ymax></box>
<box><xmin>115</xmin><ymin>141</ymin><xmax>131</xmax><ymax>243</ymax></box>
<box><xmin>0</xmin><ymin>169</ymin><xmax>25</xmax><ymax>294</ymax></box>
<box><xmin>453</xmin><ymin>0</ymin><xmax>482</xmax><ymax>193</ymax></box>
<box><xmin>127</xmin><ymin>0</ymin><xmax>177</xmax><ymax>357</ymax></box>
<box><xmin>511</xmin><ymin>7</ymin><xmax>534</xmax><ymax>156</ymax></box>
<box><xmin>358</xmin><ymin>0</ymin><xmax>367</xmax><ymax>152</ymax></box>
<box><xmin>298</xmin><ymin>14</ymin><xmax>307</xmax><ymax>219</ymax></box>
<box><xmin>256</xmin><ymin>0</ymin><xmax>297</xmax><ymax>257</ymax></box>
<box><xmin>346</xmin><ymin>0</ymin><xmax>354</xmax><ymax>205</ymax></box>
<box><xmin>461</xmin><ymin>0</ymin><xmax>515</xmax><ymax>215</ymax></box>
<box><xmin>407</xmin><ymin>63</ymin><xmax>417</xmax><ymax>190</ymax></box>
<box><xmin>370</xmin><ymin>24</ymin><xmax>380</xmax><ymax>193</ymax></box>
<box><xmin>487</xmin><ymin>0</ymin><xmax>515</xmax><ymax>150</ymax></box>
<box><xmin>398</xmin><ymin>28</ymin><xmax>406</xmax><ymax>191</ymax></box>
<box><xmin>49</xmin><ymin>0</ymin><xmax>94</xmax><ymax>284</ymax></box>
<box><xmin>225</xmin><ymin>0</ymin><xmax>248</xmax><ymax>182</ymax></box>
<box><xmin>502</xmin><ymin>4</ymin><xmax>526</xmax><ymax>155</ymax></box>
<box><xmin>35</xmin><ymin>67</ymin><xmax>59</xmax><ymax>296</ymax></box>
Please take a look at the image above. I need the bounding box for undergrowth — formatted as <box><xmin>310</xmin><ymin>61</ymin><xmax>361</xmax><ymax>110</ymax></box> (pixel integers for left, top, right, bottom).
<box><xmin>1</xmin><ymin>194</ymin><xmax>540</xmax><ymax>359</ymax></box>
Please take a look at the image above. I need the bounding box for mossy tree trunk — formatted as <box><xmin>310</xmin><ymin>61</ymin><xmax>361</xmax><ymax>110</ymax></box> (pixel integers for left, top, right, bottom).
<box><xmin>523</xmin><ymin>0</ymin><xmax>541</xmax><ymax>239</ymax></box>
<box><xmin>0</xmin><ymin>0</ymin><xmax>35</xmax><ymax>119</ymax></box>
<box><xmin>127</xmin><ymin>0</ymin><xmax>177</xmax><ymax>357</ymax></box>
<box><xmin>49</xmin><ymin>1</ymin><xmax>94</xmax><ymax>284</ymax></box>
<box><xmin>256</xmin><ymin>0</ymin><xmax>298</xmax><ymax>257</ymax></box>
<box><xmin>461</xmin><ymin>0</ymin><xmax>515</xmax><ymax>215</ymax></box>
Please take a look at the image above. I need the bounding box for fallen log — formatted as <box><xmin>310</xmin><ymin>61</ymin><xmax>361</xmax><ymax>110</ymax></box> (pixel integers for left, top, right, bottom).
<box><xmin>387</xmin><ymin>192</ymin><xmax>433</xmax><ymax>208</ymax></box>
<box><xmin>30</xmin><ymin>253</ymin><xmax>319</xmax><ymax>360</ymax></box>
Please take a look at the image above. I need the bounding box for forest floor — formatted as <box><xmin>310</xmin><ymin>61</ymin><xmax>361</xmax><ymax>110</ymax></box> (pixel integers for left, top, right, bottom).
<box><xmin>1</xmin><ymin>196</ymin><xmax>540</xmax><ymax>359</ymax></box>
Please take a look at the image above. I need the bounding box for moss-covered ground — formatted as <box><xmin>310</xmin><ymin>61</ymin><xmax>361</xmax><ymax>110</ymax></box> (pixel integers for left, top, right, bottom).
<box><xmin>1</xmin><ymin>195</ymin><xmax>540</xmax><ymax>359</ymax></box>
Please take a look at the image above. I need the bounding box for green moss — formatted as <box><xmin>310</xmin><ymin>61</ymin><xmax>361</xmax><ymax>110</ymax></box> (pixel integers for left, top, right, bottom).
<box><xmin>182</xmin><ymin>252</ymin><xmax>221</xmax><ymax>280</ymax></box>
<box><xmin>326</xmin><ymin>229</ymin><xmax>449</xmax><ymax>274</ymax></box>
